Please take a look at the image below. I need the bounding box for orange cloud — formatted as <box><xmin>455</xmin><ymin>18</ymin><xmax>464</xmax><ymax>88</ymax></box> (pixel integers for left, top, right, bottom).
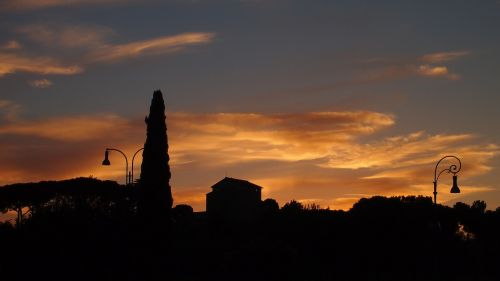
<box><xmin>421</xmin><ymin>51</ymin><xmax>469</xmax><ymax>63</ymax></box>
<box><xmin>2</xmin><ymin>25</ymin><xmax>214</xmax><ymax>79</ymax></box>
<box><xmin>415</xmin><ymin>51</ymin><xmax>467</xmax><ymax>80</ymax></box>
<box><xmin>168</xmin><ymin>111</ymin><xmax>395</xmax><ymax>164</ymax></box>
<box><xmin>0</xmin><ymin>114</ymin><xmax>131</xmax><ymax>141</ymax></box>
<box><xmin>0</xmin><ymin>52</ymin><xmax>82</xmax><ymax>77</ymax></box>
<box><xmin>17</xmin><ymin>24</ymin><xmax>113</xmax><ymax>49</ymax></box>
<box><xmin>88</xmin><ymin>32</ymin><xmax>215</xmax><ymax>63</ymax></box>
<box><xmin>351</xmin><ymin>50</ymin><xmax>468</xmax><ymax>84</ymax></box>
<box><xmin>320</xmin><ymin>132</ymin><xmax>481</xmax><ymax>169</ymax></box>
<box><xmin>15</xmin><ymin>25</ymin><xmax>214</xmax><ymax>57</ymax></box>
<box><xmin>29</xmin><ymin>79</ymin><xmax>53</xmax><ymax>88</ymax></box>
<box><xmin>417</xmin><ymin>65</ymin><xmax>460</xmax><ymax>80</ymax></box>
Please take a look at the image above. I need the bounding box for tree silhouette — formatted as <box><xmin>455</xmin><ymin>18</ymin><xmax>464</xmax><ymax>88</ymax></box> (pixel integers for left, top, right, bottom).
<box><xmin>261</xmin><ymin>198</ymin><xmax>279</xmax><ymax>213</ymax></box>
<box><xmin>0</xmin><ymin>177</ymin><xmax>124</xmax><ymax>227</ymax></box>
<box><xmin>139</xmin><ymin>90</ymin><xmax>173</xmax><ymax>219</ymax></box>
<box><xmin>472</xmin><ymin>200</ymin><xmax>487</xmax><ymax>214</ymax></box>
<box><xmin>281</xmin><ymin>200</ymin><xmax>304</xmax><ymax>215</ymax></box>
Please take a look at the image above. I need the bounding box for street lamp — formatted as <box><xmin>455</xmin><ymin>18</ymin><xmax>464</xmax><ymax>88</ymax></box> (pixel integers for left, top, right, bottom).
<box><xmin>433</xmin><ymin>155</ymin><xmax>461</xmax><ymax>205</ymax></box>
<box><xmin>102</xmin><ymin>150</ymin><xmax>111</xmax><ymax>165</ymax></box>
<box><xmin>102</xmin><ymin>148</ymin><xmax>129</xmax><ymax>185</ymax></box>
<box><xmin>102</xmin><ymin>147</ymin><xmax>144</xmax><ymax>185</ymax></box>
<box><xmin>131</xmin><ymin>147</ymin><xmax>144</xmax><ymax>185</ymax></box>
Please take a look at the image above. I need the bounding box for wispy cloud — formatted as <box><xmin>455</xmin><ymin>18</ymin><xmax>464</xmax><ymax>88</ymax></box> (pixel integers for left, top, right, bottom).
<box><xmin>272</xmin><ymin>50</ymin><xmax>471</xmax><ymax>98</ymax></box>
<box><xmin>29</xmin><ymin>79</ymin><xmax>53</xmax><ymax>88</ymax></box>
<box><xmin>359</xmin><ymin>50</ymin><xmax>468</xmax><ymax>82</ymax></box>
<box><xmin>1</xmin><ymin>25</ymin><xmax>215</xmax><ymax>78</ymax></box>
<box><xmin>421</xmin><ymin>51</ymin><xmax>469</xmax><ymax>63</ymax></box>
<box><xmin>413</xmin><ymin>51</ymin><xmax>468</xmax><ymax>80</ymax></box>
<box><xmin>0</xmin><ymin>53</ymin><xmax>82</xmax><ymax>77</ymax></box>
<box><xmin>88</xmin><ymin>32</ymin><xmax>215</xmax><ymax>63</ymax></box>
<box><xmin>17</xmin><ymin>24</ymin><xmax>113</xmax><ymax>49</ymax></box>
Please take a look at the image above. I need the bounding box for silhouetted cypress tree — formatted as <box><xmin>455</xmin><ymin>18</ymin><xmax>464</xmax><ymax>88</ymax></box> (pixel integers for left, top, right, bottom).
<box><xmin>139</xmin><ymin>90</ymin><xmax>173</xmax><ymax>217</ymax></box>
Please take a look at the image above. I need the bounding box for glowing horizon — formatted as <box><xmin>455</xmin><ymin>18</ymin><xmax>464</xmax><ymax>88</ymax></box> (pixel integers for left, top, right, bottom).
<box><xmin>0</xmin><ymin>108</ymin><xmax>497</xmax><ymax>211</ymax></box>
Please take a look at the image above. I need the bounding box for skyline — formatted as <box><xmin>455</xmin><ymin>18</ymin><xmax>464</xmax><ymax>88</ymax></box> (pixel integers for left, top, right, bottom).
<box><xmin>1</xmin><ymin>0</ymin><xmax>500</xmax><ymax>211</ymax></box>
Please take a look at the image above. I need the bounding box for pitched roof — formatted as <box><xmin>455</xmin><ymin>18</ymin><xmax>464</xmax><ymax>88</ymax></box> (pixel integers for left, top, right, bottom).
<box><xmin>210</xmin><ymin>177</ymin><xmax>262</xmax><ymax>191</ymax></box>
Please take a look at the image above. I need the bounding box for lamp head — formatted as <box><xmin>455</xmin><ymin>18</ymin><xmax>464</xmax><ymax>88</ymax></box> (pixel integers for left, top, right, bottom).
<box><xmin>102</xmin><ymin>150</ymin><xmax>110</xmax><ymax>166</ymax></box>
<box><xmin>450</xmin><ymin>175</ymin><xmax>460</xmax><ymax>193</ymax></box>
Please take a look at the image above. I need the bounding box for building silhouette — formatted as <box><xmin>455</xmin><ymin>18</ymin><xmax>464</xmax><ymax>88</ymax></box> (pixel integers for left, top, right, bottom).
<box><xmin>206</xmin><ymin>177</ymin><xmax>262</xmax><ymax>220</ymax></box>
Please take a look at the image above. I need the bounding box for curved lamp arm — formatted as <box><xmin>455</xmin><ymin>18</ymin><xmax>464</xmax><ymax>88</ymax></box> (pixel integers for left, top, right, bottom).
<box><xmin>106</xmin><ymin>148</ymin><xmax>129</xmax><ymax>185</ymax></box>
<box><xmin>434</xmin><ymin>155</ymin><xmax>461</xmax><ymax>182</ymax></box>
<box><xmin>433</xmin><ymin>155</ymin><xmax>462</xmax><ymax>204</ymax></box>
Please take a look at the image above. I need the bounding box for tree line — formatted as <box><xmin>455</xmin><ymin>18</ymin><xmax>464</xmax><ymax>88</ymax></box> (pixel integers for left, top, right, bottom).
<box><xmin>0</xmin><ymin>177</ymin><xmax>499</xmax><ymax>281</ymax></box>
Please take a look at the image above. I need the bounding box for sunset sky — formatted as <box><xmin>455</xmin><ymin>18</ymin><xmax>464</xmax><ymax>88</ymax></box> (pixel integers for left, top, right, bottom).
<box><xmin>1</xmin><ymin>0</ymin><xmax>500</xmax><ymax>211</ymax></box>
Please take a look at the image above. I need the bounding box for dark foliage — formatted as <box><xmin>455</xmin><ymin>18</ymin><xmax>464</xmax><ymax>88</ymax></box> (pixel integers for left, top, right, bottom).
<box><xmin>139</xmin><ymin>90</ymin><xmax>173</xmax><ymax>218</ymax></box>
<box><xmin>0</xmin><ymin>177</ymin><xmax>129</xmax><ymax>225</ymax></box>
<box><xmin>1</xmin><ymin>182</ymin><xmax>499</xmax><ymax>281</ymax></box>
<box><xmin>259</xmin><ymin>198</ymin><xmax>279</xmax><ymax>218</ymax></box>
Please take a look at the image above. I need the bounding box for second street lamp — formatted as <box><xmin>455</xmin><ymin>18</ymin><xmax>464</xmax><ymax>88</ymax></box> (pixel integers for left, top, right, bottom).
<box><xmin>433</xmin><ymin>155</ymin><xmax>462</xmax><ymax>205</ymax></box>
<box><xmin>131</xmin><ymin>147</ymin><xmax>144</xmax><ymax>185</ymax></box>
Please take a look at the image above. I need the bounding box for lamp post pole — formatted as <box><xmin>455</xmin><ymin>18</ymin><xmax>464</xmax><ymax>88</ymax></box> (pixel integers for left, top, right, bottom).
<box><xmin>131</xmin><ymin>147</ymin><xmax>144</xmax><ymax>185</ymax></box>
<box><xmin>433</xmin><ymin>155</ymin><xmax>462</xmax><ymax>205</ymax></box>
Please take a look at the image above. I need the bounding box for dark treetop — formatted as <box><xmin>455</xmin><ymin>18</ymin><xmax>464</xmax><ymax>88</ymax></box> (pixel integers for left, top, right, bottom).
<box><xmin>139</xmin><ymin>90</ymin><xmax>173</xmax><ymax>213</ymax></box>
